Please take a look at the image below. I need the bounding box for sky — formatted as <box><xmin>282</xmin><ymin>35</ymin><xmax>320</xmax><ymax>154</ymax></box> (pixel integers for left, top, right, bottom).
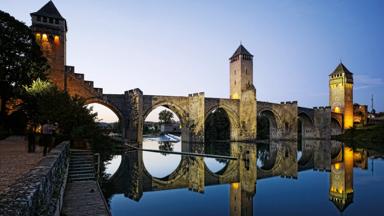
<box><xmin>1</xmin><ymin>0</ymin><xmax>383</xmax><ymax>122</ymax></box>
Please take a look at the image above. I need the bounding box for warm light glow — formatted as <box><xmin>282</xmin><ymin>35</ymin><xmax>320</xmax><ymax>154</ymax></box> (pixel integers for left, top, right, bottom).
<box><xmin>344</xmin><ymin>114</ymin><xmax>354</xmax><ymax>129</ymax></box>
<box><xmin>344</xmin><ymin>147</ymin><xmax>353</xmax><ymax>162</ymax></box>
<box><xmin>54</xmin><ymin>35</ymin><xmax>60</xmax><ymax>45</ymax></box>
<box><xmin>231</xmin><ymin>93</ymin><xmax>239</xmax><ymax>100</ymax></box>
<box><xmin>334</xmin><ymin>163</ymin><xmax>340</xmax><ymax>170</ymax></box>
<box><xmin>334</xmin><ymin>107</ymin><xmax>341</xmax><ymax>113</ymax></box>
<box><xmin>42</xmin><ymin>34</ymin><xmax>48</xmax><ymax>41</ymax></box>
<box><xmin>231</xmin><ymin>182</ymin><xmax>239</xmax><ymax>190</ymax></box>
<box><xmin>35</xmin><ymin>33</ymin><xmax>41</xmax><ymax>40</ymax></box>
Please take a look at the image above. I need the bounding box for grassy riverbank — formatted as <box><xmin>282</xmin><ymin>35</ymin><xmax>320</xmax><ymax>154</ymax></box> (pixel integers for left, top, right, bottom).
<box><xmin>334</xmin><ymin>124</ymin><xmax>384</xmax><ymax>153</ymax></box>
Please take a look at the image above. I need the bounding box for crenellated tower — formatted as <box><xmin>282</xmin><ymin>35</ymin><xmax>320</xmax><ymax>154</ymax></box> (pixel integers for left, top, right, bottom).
<box><xmin>329</xmin><ymin>63</ymin><xmax>354</xmax><ymax>129</ymax></box>
<box><xmin>30</xmin><ymin>1</ymin><xmax>67</xmax><ymax>89</ymax></box>
<box><xmin>229</xmin><ymin>45</ymin><xmax>257</xmax><ymax>140</ymax></box>
<box><xmin>229</xmin><ymin>45</ymin><xmax>254</xmax><ymax>100</ymax></box>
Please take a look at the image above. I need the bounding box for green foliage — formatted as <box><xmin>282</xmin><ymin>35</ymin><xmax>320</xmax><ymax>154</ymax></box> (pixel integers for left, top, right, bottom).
<box><xmin>205</xmin><ymin>108</ymin><xmax>230</xmax><ymax>142</ymax></box>
<box><xmin>21</xmin><ymin>79</ymin><xmax>102</xmax><ymax>143</ymax></box>
<box><xmin>0</xmin><ymin>10</ymin><xmax>48</xmax><ymax>124</ymax></box>
<box><xmin>158</xmin><ymin>109</ymin><xmax>174</xmax><ymax>124</ymax></box>
<box><xmin>24</xmin><ymin>78</ymin><xmax>53</xmax><ymax>96</ymax></box>
<box><xmin>335</xmin><ymin>124</ymin><xmax>384</xmax><ymax>144</ymax></box>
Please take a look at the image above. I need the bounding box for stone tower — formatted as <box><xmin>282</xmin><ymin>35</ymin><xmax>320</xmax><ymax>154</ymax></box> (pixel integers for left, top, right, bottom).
<box><xmin>229</xmin><ymin>45</ymin><xmax>257</xmax><ymax>141</ymax></box>
<box><xmin>329</xmin><ymin>63</ymin><xmax>354</xmax><ymax>129</ymax></box>
<box><xmin>229</xmin><ymin>45</ymin><xmax>254</xmax><ymax>100</ymax></box>
<box><xmin>30</xmin><ymin>1</ymin><xmax>67</xmax><ymax>89</ymax></box>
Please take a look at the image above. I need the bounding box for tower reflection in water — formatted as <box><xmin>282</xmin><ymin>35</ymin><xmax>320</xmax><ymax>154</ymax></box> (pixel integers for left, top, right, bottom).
<box><xmin>329</xmin><ymin>145</ymin><xmax>367</xmax><ymax>212</ymax></box>
<box><xmin>102</xmin><ymin>140</ymin><xmax>369</xmax><ymax>216</ymax></box>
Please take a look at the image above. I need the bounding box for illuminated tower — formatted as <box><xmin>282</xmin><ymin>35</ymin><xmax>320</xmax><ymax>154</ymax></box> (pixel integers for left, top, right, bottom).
<box><xmin>329</xmin><ymin>63</ymin><xmax>354</xmax><ymax>129</ymax></box>
<box><xmin>30</xmin><ymin>1</ymin><xmax>67</xmax><ymax>89</ymax></box>
<box><xmin>329</xmin><ymin>146</ymin><xmax>354</xmax><ymax>212</ymax></box>
<box><xmin>229</xmin><ymin>45</ymin><xmax>254</xmax><ymax>100</ymax></box>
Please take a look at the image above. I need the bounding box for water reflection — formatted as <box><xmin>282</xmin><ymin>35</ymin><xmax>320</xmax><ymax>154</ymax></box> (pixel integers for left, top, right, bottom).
<box><xmin>142</xmin><ymin>138</ymin><xmax>181</xmax><ymax>178</ymax></box>
<box><xmin>101</xmin><ymin>139</ymin><xmax>383</xmax><ymax>216</ymax></box>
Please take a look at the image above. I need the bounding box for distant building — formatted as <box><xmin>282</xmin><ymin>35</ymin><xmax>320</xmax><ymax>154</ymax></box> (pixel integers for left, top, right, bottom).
<box><xmin>160</xmin><ymin>123</ymin><xmax>180</xmax><ymax>134</ymax></box>
<box><xmin>353</xmin><ymin>103</ymin><xmax>368</xmax><ymax>126</ymax></box>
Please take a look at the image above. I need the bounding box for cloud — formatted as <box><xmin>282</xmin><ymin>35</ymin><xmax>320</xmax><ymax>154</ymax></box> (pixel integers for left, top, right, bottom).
<box><xmin>354</xmin><ymin>74</ymin><xmax>384</xmax><ymax>90</ymax></box>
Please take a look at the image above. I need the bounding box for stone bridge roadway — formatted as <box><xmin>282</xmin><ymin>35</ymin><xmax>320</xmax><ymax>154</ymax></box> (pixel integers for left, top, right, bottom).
<box><xmin>82</xmin><ymin>89</ymin><xmax>344</xmax><ymax>144</ymax></box>
<box><xmin>61</xmin><ymin>66</ymin><xmax>344</xmax><ymax>143</ymax></box>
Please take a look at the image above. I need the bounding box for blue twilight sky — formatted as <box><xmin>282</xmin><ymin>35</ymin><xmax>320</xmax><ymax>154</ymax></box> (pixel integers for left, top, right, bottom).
<box><xmin>1</xmin><ymin>0</ymin><xmax>383</xmax><ymax>121</ymax></box>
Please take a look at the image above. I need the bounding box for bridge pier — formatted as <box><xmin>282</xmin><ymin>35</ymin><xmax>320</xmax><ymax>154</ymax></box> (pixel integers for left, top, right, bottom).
<box><xmin>185</xmin><ymin>93</ymin><xmax>205</xmax><ymax>143</ymax></box>
<box><xmin>313</xmin><ymin>106</ymin><xmax>332</xmax><ymax>139</ymax></box>
<box><xmin>125</xmin><ymin>89</ymin><xmax>144</xmax><ymax>144</ymax></box>
<box><xmin>238</xmin><ymin>88</ymin><xmax>257</xmax><ymax>141</ymax></box>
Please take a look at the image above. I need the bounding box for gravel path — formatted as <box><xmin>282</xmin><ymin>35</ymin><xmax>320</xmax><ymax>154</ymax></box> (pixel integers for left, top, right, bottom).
<box><xmin>0</xmin><ymin>136</ymin><xmax>43</xmax><ymax>194</ymax></box>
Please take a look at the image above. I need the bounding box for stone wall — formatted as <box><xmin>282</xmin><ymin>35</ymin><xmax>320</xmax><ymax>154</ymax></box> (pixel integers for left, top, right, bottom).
<box><xmin>0</xmin><ymin>142</ymin><xmax>70</xmax><ymax>216</ymax></box>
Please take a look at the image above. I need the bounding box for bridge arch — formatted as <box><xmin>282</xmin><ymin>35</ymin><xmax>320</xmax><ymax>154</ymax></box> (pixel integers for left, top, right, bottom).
<box><xmin>257</xmin><ymin>109</ymin><xmax>281</xmax><ymax>140</ymax></box>
<box><xmin>205</xmin><ymin>105</ymin><xmax>240</xmax><ymax>142</ymax></box>
<box><xmin>85</xmin><ymin>97</ymin><xmax>126</xmax><ymax>136</ymax></box>
<box><xmin>331</xmin><ymin>117</ymin><xmax>342</xmax><ymax>135</ymax></box>
<box><xmin>143</xmin><ymin>101</ymin><xmax>188</xmax><ymax>128</ymax></box>
<box><xmin>298</xmin><ymin>112</ymin><xmax>315</xmax><ymax>139</ymax></box>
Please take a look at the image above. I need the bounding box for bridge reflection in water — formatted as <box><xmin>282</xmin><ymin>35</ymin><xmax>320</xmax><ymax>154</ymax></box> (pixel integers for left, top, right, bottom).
<box><xmin>103</xmin><ymin>139</ymin><xmax>368</xmax><ymax>215</ymax></box>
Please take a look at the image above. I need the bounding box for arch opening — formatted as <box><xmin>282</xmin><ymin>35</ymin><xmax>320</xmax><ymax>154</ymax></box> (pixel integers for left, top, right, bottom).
<box><xmin>298</xmin><ymin>113</ymin><xmax>314</xmax><ymax>140</ymax></box>
<box><xmin>143</xmin><ymin>106</ymin><xmax>182</xmax><ymax>178</ymax></box>
<box><xmin>331</xmin><ymin>118</ymin><xmax>342</xmax><ymax>136</ymax></box>
<box><xmin>86</xmin><ymin>102</ymin><xmax>122</xmax><ymax>137</ymax></box>
<box><xmin>204</xmin><ymin>142</ymin><xmax>230</xmax><ymax>174</ymax></box>
<box><xmin>257</xmin><ymin>110</ymin><xmax>278</xmax><ymax>140</ymax></box>
<box><xmin>205</xmin><ymin>108</ymin><xmax>231</xmax><ymax>142</ymax></box>
<box><xmin>256</xmin><ymin>142</ymin><xmax>278</xmax><ymax>170</ymax></box>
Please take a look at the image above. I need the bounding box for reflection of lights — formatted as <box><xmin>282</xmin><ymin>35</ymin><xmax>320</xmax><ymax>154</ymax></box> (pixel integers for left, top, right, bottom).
<box><xmin>232</xmin><ymin>182</ymin><xmax>239</xmax><ymax>190</ymax></box>
<box><xmin>334</xmin><ymin>107</ymin><xmax>341</xmax><ymax>113</ymax></box>
<box><xmin>35</xmin><ymin>33</ymin><xmax>41</xmax><ymax>40</ymax></box>
<box><xmin>335</xmin><ymin>163</ymin><xmax>340</xmax><ymax>170</ymax></box>
<box><xmin>42</xmin><ymin>34</ymin><xmax>48</xmax><ymax>41</ymax></box>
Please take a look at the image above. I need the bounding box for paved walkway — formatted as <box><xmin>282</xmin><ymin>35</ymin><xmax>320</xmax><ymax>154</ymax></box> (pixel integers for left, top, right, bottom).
<box><xmin>62</xmin><ymin>149</ymin><xmax>110</xmax><ymax>216</ymax></box>
<box><xmin>0</xmin><ymin>136</ymin><xmax>43</xmax><ymax>194</ymax></box>
<box><xmin>62</xmin><ymin>181</ymin><xmax>110</xmax><ymax>216</ymax></box>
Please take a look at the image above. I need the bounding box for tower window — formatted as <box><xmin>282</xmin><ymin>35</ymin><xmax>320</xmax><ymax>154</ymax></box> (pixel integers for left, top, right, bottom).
<box><xmin>55</xmin><ymin>19</ymin><xmax>59</xmax><ymax>24</ymax></box>
<box><xmin>42</xmin><ymin>34</ymin><xmax>48</xmax><ymax>42</ymax></box>
<box><xmin>49</xmin><ymin>18</ymin><xmax>53</xmax><ymax>23</ymax></box>
<box><xmin>245</xmin><ymin>69</ymin><xmax>247</xmax><ymax>75</ymax></box>
<box><xmin>54</xmin><ymin>35</ymin><xmax>60</xmax><ymax>45</ymax></box>
<box><xmin>37</xmin><ymin>16</ymin><xmax>41</xmax><ymax>21</ymax></box>
<box><xmin>43</xmin><ymin>17</ymin><xmax>47</xmax><ymax>22</ymax></box>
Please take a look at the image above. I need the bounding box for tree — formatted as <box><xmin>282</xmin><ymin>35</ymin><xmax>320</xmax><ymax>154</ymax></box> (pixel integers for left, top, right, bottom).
<box><xmin>0</xmin><ymin>10</ymin><xmax>48</xmax><ymax>126</ymax></box>
<box><xmin>21</xmin><ymin>79</ymin><xmax>101</xmax><ymax>143</ymax></box>
<box><xmin>158</xmin><ymin>109</ymin><xmax>174</xmax><ymax>124</ymax></box>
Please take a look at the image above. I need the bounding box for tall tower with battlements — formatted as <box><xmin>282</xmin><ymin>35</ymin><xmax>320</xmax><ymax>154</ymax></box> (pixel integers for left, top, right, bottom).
<box><xmin>229</xmin><ymin>45</ymin><xmax>254</xmax><ymax>100</ymax></box>
<box><xmin>30</xmin><ymin>1</ymin><xmax>67</xmax><ymax>89</ymax></box>
<box><xmin>329</xmin><ymin>63</ymin><xmax>354</xmax><ymax>129</ymax></box>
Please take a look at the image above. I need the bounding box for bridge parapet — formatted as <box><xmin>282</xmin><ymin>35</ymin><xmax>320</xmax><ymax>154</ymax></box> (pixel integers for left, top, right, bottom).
<box><xmin>257</xmin><ymin>101</ymin><xmax>298</xmax><ymax>140</ymax></box>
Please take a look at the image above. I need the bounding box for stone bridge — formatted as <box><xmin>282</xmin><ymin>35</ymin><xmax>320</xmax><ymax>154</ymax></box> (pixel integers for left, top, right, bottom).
<box><xmin>60</xmin><ymin>66</ymin><xmax>344</xmax><ymax>144</ymax></box>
